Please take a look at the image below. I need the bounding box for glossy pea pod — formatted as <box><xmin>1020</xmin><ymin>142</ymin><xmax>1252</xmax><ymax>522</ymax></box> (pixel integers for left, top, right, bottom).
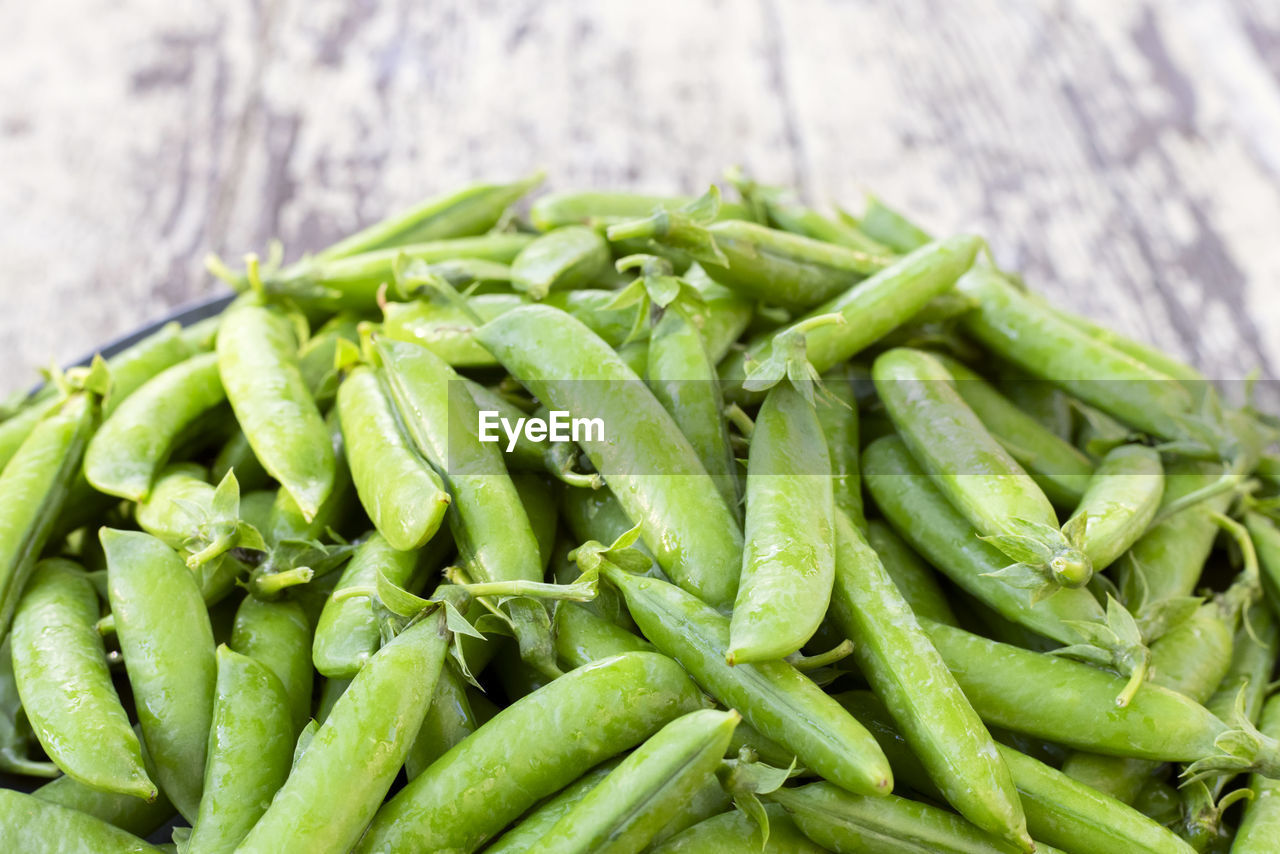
<box><xmin>476</xmin><ymin>304</ymin><xmax>743</xmax><ymax>609</ymax></box>
<box><xmin>0</xmin><ymin>790</ymin><xmax>163</xmax><ymax>854</ymax></box>
<box><xmin>102</xmin><ymin>529</ymin><xmax>216</xmax><ymax>823</ymax></box>
<box><xmin>1234</xmin><ymin>696</ymin><xmax>1280</xmax><ymax>854</ymax></box>
<box><xmin>768</xmin><ymin>782</ymin><xmax>1063</xmax><ymax>854</ymax></box>
<box><xmin>864</xmin><ymin>519</ymin><xmax>958</xmax><ymax>625</ymax></box>
<box><xmin>600</xmin><ymin>565</ymin><xmax>893</xmax><ymax>797</ymax></box>
<box><xmin>229</xmin><ymin>595</ymin><xmax>314</xmax><ymax>737</ymax></box>
<box><xmin>736</xmin><ymin>178</ymin><xmax>893</xmax><ymax>255</ymax></box>
<box><xmin>872</xmin><ymin>347</ymin><xmax>1089</xmax><ymax>588</ymax></box>
<box><xmin>338</xmin><ymin>365</ymin><xmax>451</xmax><ymax>550</ymax></box>
<box><xmin>933</xmin><ymin>354</ymin><xmax>1094</xmax><ymax>506</ymax></box>
<box><xmin>530</xmin><ymin>190</ymin><xmax>754</xmax><ymax>231</ymax></box>
<box><xmin>0</xmin><ymin>634</ymin><xmax>59</xmax><ymax>778</ymax></box>
<box><xmin>850</xmin><ymin>194</ymin><xmax>934</xmax><ymax>253</ymax></box>
<box><xmin>829</xmin><ymin>515</ymin><xmax>1031</xmax><ymax>852</ymax></box>
<box><xmin>526</xmin><ymin>709</ymin><xmax>740</xmax><ymax>854</ymax></box>
<box><xmin>403</xmin><ymin>667</ymin><xmax>480</xmax><ymax>781</ymax></box>
<box><xmin>729</xmin><ymin>379</ymin><xmax>835</xmax><ymax>663</ymax></box>
<box><xmin>34</xmin><ymin>751</ymin><xmax>174</xmax><ymax>839</ymax></box>
<box><xmin>0</xmin><ymin>391</ymin><xmax>98</xmax><ymax>638</ymax></box>
<box><xmin>649</xmin><ymin>803</ymin><xmax>828</xmax><ymax>854</ymax></box>
<box><xmin>721</xmin><ymin>235</ymin><xmax>983</xmax><ymax>393</ymax></box>
<box><xmin>84</xmin><ymin>352</ymin><xmax>226</xmax><ymax>501</ymax></box>
<box><xmin>646</xmin><ymin>302</ymin><xmax>740</xmax><ymax>511</ymax></box>
<box><xmin>217</xmin><ymin>302</ymin><xmax>334</xmax><ymax>521</ymax></box>
<box><xmin>553</xmin><ymin>599</ymin><xmax>654</xmax><ymax>669</ymax></box>
<box><xmin>817</xmin><ymin>365</ymin><xmax>864</xmax><ymax>530</ymax></box>
<box><xmin>10</xmin><ymin>559</ymin><xmax>154</xmax><ymax>799</ymax></box>
<box><xmin>1244</xmin><ymin>511</ymin><xmax>1280</xmax><ymax>617</ymax></box>
<box><xmin>484</xmin><ymin>760</ymin><xmax>623</xmax><ymax>853</ymax></box>
<box><xmin>355</xmin><ymin>652</ymin><xmax>707</xmax><ymax>854</ymax></box>
<box><xmin>186</xmin><ymin>646</ymin><xmax>293</xmax><ymax>854</ymax></box>
<box><xmin>1063</xmin><ymin>444</ymin><xmax>1164</xmax><ymax>572</ymax></box>
<box><xmin>1052</xmin><ymin>304</ymin><xmax>1207</xmax><ymax>389</ymax></box>
<box><xmin>1205</xmin><ymin>602</ymin><xmax>1278</xmax><ymax>726</ymax></box>
<box><xmin>236</xmin><ymin>606</ymin><xmax>451</xmax><ymax>854</ymax></box>
<box><xmin>511</xmin><ymin>225</ymin><xmax>613</xmax><ymax>299</ymax></box>
<box><xmin>956</xmin><ymin>268</ymin><xmax>1193</xmax><ymax>440</ymax></box>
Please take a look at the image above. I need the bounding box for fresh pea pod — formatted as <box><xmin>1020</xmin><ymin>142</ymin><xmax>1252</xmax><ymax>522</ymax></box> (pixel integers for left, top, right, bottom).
<box><xmin>596</xmin><ymin>562</ymin><xmax>892</xmax><ymax>797</ymax></box>
<box><xmin>873</xmin><ymin>347</ymin><xmax>1088</xmax><ymax>591</ymax></box>
<box><xmin>511</xmin><ymin>225</ymin><xmax>612</xmax><ymax>299</ymax></box>
<box><xmin>1244</xmin><ymin>511</ymin><xmax>1280</xmax><ymax>617</ymax></box>
<box><xmin>818</xmin><ymin>365</ymin><xmax>864</xmax><ymax>530</ymax></box>
<box><xmin>649</xmin><ymin>803</ymin><xmax>827</xmax><ymax>854</ymax></box>
<box><xmin>211</xmin><ymin>430</ymin><xmax>271</xmax><ymax>493</ymax></box>
<box><xmin>186</xmin><ymin>646</ymin><xmax>293</xmax><ymax>854</ymax></box>
<box><xmin>957</xmin><ymin>268</ymin><xmax>1193</xmax><ymax>439</ymax></box>
<box><xmin>476</xmin><ymin>304</ymin><xmax>743</xmax><ymax>608</ymax></box>
<box><xmin>829</xmin><ymin>515</ymin><xmax>1030</xmax><ymax>851</ymax></box>
<box><xmin>0</xmin><ymin>634</ymin><xmax>57</xmax><ymax>778</ymax></box>
<box><xmin>527</xmin><ymin>709</ymin><xmax>740</xmax><ymax>854</ymax></box>
<box><xmin>864</xmin><ymin>520</ymin><xmax>957</xmax><ymax>625</ymax></box>
<box><xmin>0</xmin><ymin>790</ymin><xmax>163</xmax><ymax>854</ymax></box>
<box><xmin>84</xmin><ymin>352</ymin><xmax>225</xmax><ymax>501</ymax></box>
<box><xmin>338</xmin><ymin>365</ymin><xmax>450</xmax><ymax>550</ymax></box>
<box><xmin>1234</xmin><ymin>695</ymin><xmax>1280</xmax><ymax>853</ymax></box>
<box><xmin>554</xmin><ymin>600</ymin><xmax>653</xmax><ymax>669</ymax></box>
<box><xmin>217</xmin><ymin>302</ymin><xmax>334</xmax><ymax>521</ymax></box>
<box><xmin>102</xmin><ymin>529</ymin><xmax>216</xmax><ymax>822</ymax></box>
<box><xmin>1063</xmin><ymin>444</ymin><xmax>1163</xmax><ymax>571</ymax></box>
<box><xmin>11</xmin><ymin>559</ymin><xmax>153</xmax><ymax>799</ymax></box>
<box><xmin>1052</xmin><ymin>304</ymin><xmax>1206</xmax><ymax>388</ymax></box>
<box><xmin>996</xmin><ymin>372</ymin><xmax>1076</xmax><ymax>441</ymax></box>
<box><xmin>484</xmin><ymin>760</ymin><xmax>622</xmax><ymax>853</ymax></box>
<box><xmin>530</xmin><ymin>190</ymin><xmax>753</xmax><ymax>231</ymax></box>
<box><xmin>729</xmin><ymin>380</ymin><xmax>835</xmax><ymax>663</ymax></box>
<box><xmin>34</xmin><ymin>752</ymin><xmax>174</xmax><ymax>838</ymax></box>
<box><xmin>851</xmin><ymin>194</ymin><xmax>934</xmax><ymax>253</ymax></box>
<box><xmin>404</xmin><ymin>667</ymin><xmax>478</xmax><ymax>781</ymax></box>
<box><xmin>729</xmin><ymin>170</ymin><xmax>893</xmax><ymax>256</ymax></box>
<box><xmin>356</xmin><ymin>652</ymin><xmax>707</xmax><ymax>853</ymax></box>
<box><xmin>1205</xmin><ymin>602</ymin><xmax>1277</xmax><ymax>725</ymax></box>
<box><xmin>229</xmin><ymin>596</ymin><xmax>313</xmax><ymax>737</ymax></box>
<box><xmin>236</xmin><ymin>607</ymin><xmax>451</xmax><ymax>854</ymax></box>
<box><xmin>680</xmin><ymin>268</ymin><xmax>755</xmax><ymax>364</ymax></box>
<box><xmin>933</xmin><ymin>354</ymin><xmax>1094</xmax><ymax>506</ymax></box>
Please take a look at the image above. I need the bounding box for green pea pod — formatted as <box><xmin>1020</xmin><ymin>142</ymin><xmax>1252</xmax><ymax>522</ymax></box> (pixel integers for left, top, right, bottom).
<box><xmin>734</xmin><ymin>175</ymin><xmax>894</xmax><ymax>256</ymax></box>
<box><xmin>681</xmin><ymin>270</ymin><xmax>755</xmax><ymax>364</ymax></box>
<box><xmin>356</xmin><ymin>652</ymin><xmax>707</xmax><ymax>853</ymax></box>
<box><xmin>186</xmin><ymin>646</ymin><xmax>293</xmax><ymax>854</ymax></box>
<box><xmin>956</xmin><ymin>268</ymin><xmax>1193</xmax><ymax>439</ymax></box>
<box><xmin>229</xmin><ymin>596</ymin><xmax>313</xmax><ymax>737</ymax></box>
<box><xmin>527</xmin><ymin>709</ymin><xmax>739</xmax><ymax>854</ymax></box>
<box><xmin>873</xmin><ymin>347</ymin><xmax>1088</xmax><ymax>591</ymax></box>
<box><xmin>0</xmin><ymin>391</ymin><xmax>98</xmax><ymax>638</ymax></box>
<box><xmin>1205</xmin><ymin>602</ymin><xmax>1277</xmax><ymax>725</ymax></box>
<box><xmin>649</xmin><ymin>803</ymin><xmax>826</xmax><ymax>854</ymax></box>
<box><xmin>404</xmin><ymin>668</ymin><xmax>478</xmax><ymax>781</ymax></box>
<box><xmin>920</xmin><ymin>618</ymin><xmax>1280</xmax><ymax>775</ymax></box>
<box><xmin>1052</xmin><ymin>304</ymin><xmax>1206</xmax><ymax>388</ymax></box>
<box><xmin>11</xmin><ymin>559</ymin><xmax>153</xmax><ymax>799</ymax></box>
<box><xmin>1235</xmin><ymin>696</ymin><xmax>1280</xmax><ymax>853</ymax></box>
<box><xmin>374</xmin><ymin>336</ymin><xmax>555</xmax><ymax>673</ymax></box>
<box><xmin>217</xmin><ymin>303</ymin><xmax>334</xmax><ymax>521</ymax></box>
<box><xmin>601</xmin><ymin>566</ymin><xmax>892</xmax><ymax>797</ymax></box>
<box><xmin>511</xmin><ymin>225</ymin><xmax>612</xmax><ymax>299</ymax></box>
<box><xmin>863</xmin><ymin>437</ymin><xmax>1145</xmax><ymax>678</ymax></box>
<box><xmin>818</xmin><ymin>365</ymin><xmax>864</xmax><ymax>530</ymax></box>
<box><xmin>35</xmin><ymin>755</ymin><xmax>174</xmax><ymax>838</ymax></box>
<box><xmin>1064</xmin><ymin>444</ymin><xmax>1163</xmax><ymax>571</ymax></box>
<box><xmin>0</xmin><ymin>397</ymin><xmax>62</xmax><ymax>474</ymax></box>
<box><xmin>338</xmin><ymin>366</ymin><xmax>450</xmax><ymax>550</ymax></box>
<box><xmin>314</xmin><ymin>173</ymin><xmax>542</xmax><ymax>262</ymax></box>
<box><xmin>554</xmin><ymin>600</ymin><xmax>654</xmax><ymax>669</ymax></box>
<box><xmin>769</xmin><ymin>782</ymin><xmax>1059</xmax><ymax>854</ymax></box>
<box><xmin>729</xmin><ymin>381</ymin><xmax>835</xmax><ymax>663</ymax></box>
<box><xmin>530</xmin><ymin>190</ymin><xmax>753</xmax><ymax>231</ymax></box>
<box><xmin>996</xmin><ymin>373</ymin><xmax>1076</xmax><ymax>441</ymax></box>
<box><xmin>476</xmin><ymin>304</ymin><xmax>743</xmax><ymax>608</ymax></box>
<box><xmin>512</xmin><ymin>472</ymin><xmax>559</xmax><ymax>570</ymax></box>
<box><xmin>722</xmin><ymin>235</ymin><xmax>982</xmax><ymax>392</ymax></box>
<box><xmin>211</xmin><ymin>430</ymin><xmax>271</xmax><ymax>492</ymax></box>
<box><xmin>646</xmin><ymin>304</ymin><xmax>740</xmax><ymax>511</ymax></box>
<box><xmin>84</xmin><ymin>353</ymin><xmax>226</xmax><ymax>501</ymax></box>
<box><xmin>829</xmin><ymin>515</ymin><xmax>1030</xmax><ymax>851</ymax></box>
<box><xmin>853</xmin><ymin>195</ymin><xmax>934</xmax><ymax>253</ymax></box>
<box><xmin>864</xmin><ymin>520</ymin><xmax>957</xmax><ymax>625</ymax></box>
<box><xmin>1244</xmin><ymin>511</ymin><xmax>1280</xmax><ymax>617</ymax></box>
<box><xmin>237</xmin><ymin>607</ymin><xmax>450</xmax><ymax>854</ymax></box>
<box><xmin>0</xmin><ymin>790</ymin><xmax>163</xmax><ymax>854</ymax></box>
<box><xmin>102</xmin><ymin>529</ymin><xmax>216</xmax><ymax>822</ymax></box>
<box><xmin>933</xmin><ymin>354</ymin><xmax>1093</xmax><ymax>506</ymax></box>
<box><xmin>485</xmin><ymin>760</ymin><xmax>622</xmax><ymax>853</ymax></box>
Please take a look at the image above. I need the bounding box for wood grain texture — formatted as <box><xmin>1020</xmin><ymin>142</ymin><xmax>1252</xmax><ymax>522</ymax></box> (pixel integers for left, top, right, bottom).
<box><xmin>2</xmin><ymin>0</ymin><xmax>1278</xmax><ymax>394</ymax></box>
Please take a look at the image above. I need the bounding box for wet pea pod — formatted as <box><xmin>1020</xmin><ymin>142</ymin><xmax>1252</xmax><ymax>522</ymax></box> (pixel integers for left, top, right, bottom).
<box><xmin>956</xmin><ymin>268</ymin><xmax>1195</xmax><ymax>441</ymax></box>
<box><xmin>355</xmin><ymin>652</ymin><xmax>707</xmax><ymax>853</ymax></box>
<box><xmin>864</xmin><ymin>520</ymin><xmax>958</xmax><ymax>625</ymax></box>
<box><xmin>511</xmin><ymin>225</ymin><xmax>613</xmax><ymax>299</ymax></box>
<box><xmin>1063</xmin><ymin>444</ymin><xmax>1164</xmax><ymax>572</ymax></box>
<box><xmin>236</xmin><ymin>605</ymin><xmax>453</xmax><ymax>854</ymax></box>
<box><xmin>102</xmin><ymin>529</ymin><xmax>216</xmax><ymax>822</ymax></box>
<box><xmin>526</xmin><ymin>709</ymin><xmax>739</xmax><ymax>854</ymax></box>
<box><xmin>337</xmin><ymin>364</ymin><xmax>451</xmax><ymax>550</ymax></box>
<box><xmin>484</xmin><ymin>760</ymin><xmax>622</xmax><ymax>853</ymax></box>
<box><xmin>1051</xmin><ymin>303</ymin><xmax>1207</xmax><ymax>390</ymax></box>
<box><xmin>1234</xmin><ymin>696</ymin><xmax>1280</xmax><ymax>853</ymax></box>
<box><xmin>0</xmin><ymin>790</ymin><xmax>163</xmax><ymax>854</ymax></box>
<box><xmin>229</xmin><ymin>596</ymin><xmax>314</xmax><ymax>737</ymax></box>
<box><xmin>34</xmin><ymin>751</ymin><xmax>175</xmax><ymax>839</ymax></box>
<box><xmin>578</xmin><ymin>541</ymin><xmax>892</xmax><ymax>797</ymax></box>
<box><xmin>933</xmin><ymin>353</ymin><xmax>1094</xmax><ymax>507</ymax></box>
<box><xmin>186</xmin><ymin>646</ymin><xmax>293</xmax><ymax>854</ymax></box>
<box><xmin>476</xmin><ymin>303</ymin><xmax>743</xmax><ymax>609</ymax></box>
<box><xmin>216</xmin><ymin>301</ymin><xmax>334</xmax><ymax>521</ymax></box>
<box><xmin>720</xmin><ymin>234</ymin><xmax>983</xmax><ymax>394</ymax></box>
<box><xmin>873</xmin><ymin>347</ymin><xmax>1090</xmax><ymax>595</ymax></box>
<box><xmin>863</xmin><ymin>436</ymin><xmax>1150</xmax><ymax>696</ymax></box>
<box><xmin>727</xmin><ymin>166</ymin><xmax>894</xmax><ymax>255</ymax></box>
<box><xmin>607</xmin><ymin>188</ymin><xmax>891</xmax><ymax>312</ymax></box>
<box><xmin>818</xmin><ymin>364</ymin><xmax>864</xmax><ymax>530</ymax></box>
<box><xmin>10</xmin><ymin>559</ymin><xmax>153</xmax><ymax>799</ymax></box>
<box><xmin>829</xmin><ymin>514</ymin><xmax>1031</xmax><ymax>851</ymax></box>
<box><xmin>848</xmin><ymin>194</ymin><xmax>934</xmax><ymax>253</ymax></box>
<box><xmin>0</xmin><ymin>635</ymin><xmax>57</xmax><ymax>778</ymax></box>
<box><xmin>920</xmin><ymin>617</ymin><xmax>1280</xmax><ymax>778</ymax></box>
<box><xmin>553</xmin><ymin>598</ymin><xmax>654</xmax><ymax>669</ymax></box>
<box><xmin>649</xmin><ymin>803</ymin><xmax>827</xmax><ymax>854</ymax></box>
<box><xmin>530</xmin><ymin>189</ymin><xmax>754</xmax><ymax>232</ymax></box>
<box><xmin>404</xmin><ymin>667</ymin><xmax>480</xmax><ymax>781</ymax></box>
<box><xmin>84</xmin><ymin>352</ymin><xmax>226</xmax><ymax>501</ymax></box>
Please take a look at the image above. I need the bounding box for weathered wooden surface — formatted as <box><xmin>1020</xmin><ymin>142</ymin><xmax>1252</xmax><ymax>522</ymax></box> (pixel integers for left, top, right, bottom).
<box><xmin>3</xmin><ymin>0</ymin><xmax>1279</xmax><ymax>394</ymax></box>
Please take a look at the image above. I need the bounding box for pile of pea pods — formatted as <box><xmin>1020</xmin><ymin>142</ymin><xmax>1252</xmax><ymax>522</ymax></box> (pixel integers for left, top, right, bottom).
<box><xmin>2</xmin><ymin>169</ymin><xmax>1280</xmax><ymax>854</ymax></box>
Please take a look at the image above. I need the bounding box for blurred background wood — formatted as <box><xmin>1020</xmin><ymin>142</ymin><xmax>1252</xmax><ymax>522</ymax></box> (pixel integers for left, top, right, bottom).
<box><xmin>3</xmin><ymin>0</ymin><xmax>1279</xmax><ymax>393</ymax></box>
